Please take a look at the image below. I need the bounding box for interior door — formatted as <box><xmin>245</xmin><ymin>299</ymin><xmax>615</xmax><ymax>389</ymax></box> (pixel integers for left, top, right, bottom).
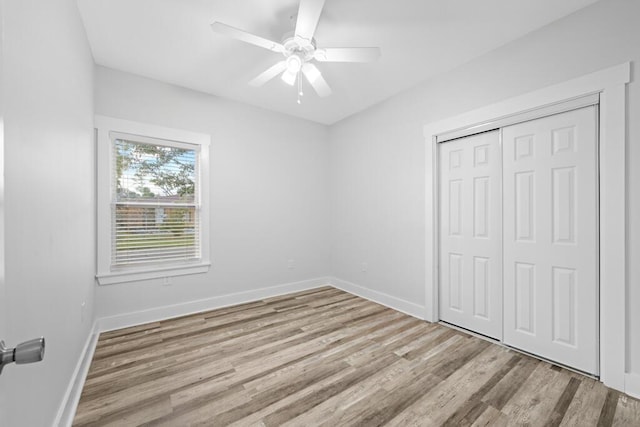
<box><xmin>502</xmin><ymin>106</ymin><xmax>598</xmax><ymax>374</ymax></box>
<box><xmin>439</xmin><ymin>131</ymin><xmax>502</xmax><ymax>340</ymax></box>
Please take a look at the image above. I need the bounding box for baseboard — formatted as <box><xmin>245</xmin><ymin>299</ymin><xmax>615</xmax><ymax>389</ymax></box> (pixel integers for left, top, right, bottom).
<box><xmin>626</xmin><ymin>372</ymin><xmax>640</xmax><ymax>399</ymax></box>
<box><xmin>328</xmin><ymin>277</ymin><xmax>426</xmax><ymax>320</ymax></box>
<box><xmin>53</xmin><ymin>320</ymin><xmax>100</xmax><ymax>427</ymax></box>
<box><xmin>96</xmin><ymin>277</ymin><xmax>332</xmax><ymax>332</ymax></box>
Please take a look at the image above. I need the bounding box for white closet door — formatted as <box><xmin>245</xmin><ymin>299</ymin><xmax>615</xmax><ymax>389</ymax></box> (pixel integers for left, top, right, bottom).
<box><xmin>439</xmin><ymin>131</ymin><xmax>502</xmax><ymax>340</ymax></box>
<box><xmin>503</xmin><ymin>106</ymin><xmax>598</xmax><ymax>374</ymax></box>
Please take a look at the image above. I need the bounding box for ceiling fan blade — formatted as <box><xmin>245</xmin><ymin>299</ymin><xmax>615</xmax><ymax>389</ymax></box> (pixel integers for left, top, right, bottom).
<box><xmin>211</xmin><ymin>22</ymin><xmax>285</xmax><ymax>53</ymax></box>
<box><xmin>314</xmin><ymin>47</ymin><xmax>381</xmax><ymax>62</ymax></box>
<box><xmin>302</xmin><ymin>63</ymin><xmax>331</xmax><ymax>97</ymax></box>
<box><xmin>295</xmin><ymin>0</ymin><xmax>326</xmax><ymax>42</ymax></box>
<box><xmin>249</xmin><ymin>61</ymin><xmax>288</xmax><ymax>87</ymax></box>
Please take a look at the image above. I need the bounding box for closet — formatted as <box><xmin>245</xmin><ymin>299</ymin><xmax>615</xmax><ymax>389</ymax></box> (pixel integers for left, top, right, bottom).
<box><xmin>438</xmin><ymin>102</ymin><xmax>599</xmax><ymax>375</ymax></box>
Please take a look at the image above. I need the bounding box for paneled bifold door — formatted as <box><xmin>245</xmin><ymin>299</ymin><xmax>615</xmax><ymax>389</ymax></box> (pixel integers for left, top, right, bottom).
<box><xmin>439</xmin><ymin>131</ymin><xmax>502</xmax><ymax>340</ymax></box>
<box><xmin>439</xmin><ymin>106</ymin><xmax>599</xmax><ymax>375</ymax></box>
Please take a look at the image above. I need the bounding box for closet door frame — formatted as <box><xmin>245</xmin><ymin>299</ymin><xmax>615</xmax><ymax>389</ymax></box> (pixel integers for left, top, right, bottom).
<box><xmin>424</xmin><ymin>62</ymin><xmax>630</xmax><ymax>393</ymax></box>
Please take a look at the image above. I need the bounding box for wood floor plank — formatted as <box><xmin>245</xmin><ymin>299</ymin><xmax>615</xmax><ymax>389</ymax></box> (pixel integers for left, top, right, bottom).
<box><xmin>482</xmin><ymin>353</ymin><xmax>540</xmax><ymax>410</ymax></box>
<box><xmin>84</xmin><ymin>395</ymin><xmax>173</xmax><ymax>427</ymax></box>
<box><xmin>290</xmin><ymin>335</ymin><xmax>485</xmax><ymax>426</ymax></box>
<box><xmin>612</xmin><ymin>394</ymin><xmax>640</xmax><ymax>426</ymax></box>
<box><xmin>598</xmin><ymin>389</ymin><xmax>621</xmax><ymax>426</ymax></box>
<box><xmin>169</xmin><ymin>359</ymin><xmax>350</xmax><ymax>426</ymax></box>
<box><xmin>343</xmin><ymin>371</ymin><xmax>444</xmax><ymax>427</ymax></box>
<box><xmin>152</xmin><ymin>386</ymin><xmax>251</xmax><ymax>427</ymax></box>
<box><xmin>560</xmin><ymin>377</ymin><xmax>610</xmax><ymax>426</ymax></box>
<box><xmin>441</xmin><ymin>354</ymin><xmax>521</xmax><ymax>426</ymax></box>
<box><xmin>98</xmin><ymin>322</ymin><xmax>161</xmax><ymax>340</ymax></box>
<box><xmin>500</xmin><ymin>363</ymin><xmax>572</xmax><ymax>426</ymax></box>
<box><xmin>471</xmin><ymin>405</ymin><xmax>510</xmax><ymax>427</ymax></box>
<box><xmin>73</xmin><ymin>287</ymin><xmax>640</xmax><ymax>426</ymax></box>
<box><xmin>260</xmin><ymin>353</ymin><xmax>400</xmax><ymax>426</ymax></box>
<box><xmin>545</xmin><ymin>376</ymin><xmax>582</xmax><ymax>427</ymax></box>
<box><xmin>280</xmin><ymin>358</ymin><xmax>417</xmax><ymax>426</ymax></box>
<box><xmin>384</xmin><ymin>344</ymin><xmax>512</xmax><ymax>426</ymax></box>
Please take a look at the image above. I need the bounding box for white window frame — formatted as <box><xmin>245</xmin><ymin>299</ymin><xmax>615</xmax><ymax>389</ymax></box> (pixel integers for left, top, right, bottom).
<box><xmin>96</xmin><ymin>115</ymin><xmax>210</xmax><ymax>285</ymax></box>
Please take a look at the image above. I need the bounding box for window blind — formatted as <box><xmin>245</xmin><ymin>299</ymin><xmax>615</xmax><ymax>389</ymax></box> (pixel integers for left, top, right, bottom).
<box><xmin>112</xmin><ymin>137</ymin><xmax>201</xmax><ymax>268</ymax></box>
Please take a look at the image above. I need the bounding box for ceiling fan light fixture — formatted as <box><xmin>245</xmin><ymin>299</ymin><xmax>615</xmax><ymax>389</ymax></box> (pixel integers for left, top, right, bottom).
<box><xmin>285</xmin><ymin>54</ymin><xmax>303</xmax><ymax>74</ymax></box>
<box><xmin>281</xmin><ymin>70</ymin><xmax>297</xmax><ymax>86</ymax></box>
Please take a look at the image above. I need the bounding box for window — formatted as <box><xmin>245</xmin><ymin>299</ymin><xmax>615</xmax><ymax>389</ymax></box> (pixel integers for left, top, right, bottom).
<box><xmin>96</xmin><ymin>116</ymin><xmax>210</xmax><ymax>285</ymax></box>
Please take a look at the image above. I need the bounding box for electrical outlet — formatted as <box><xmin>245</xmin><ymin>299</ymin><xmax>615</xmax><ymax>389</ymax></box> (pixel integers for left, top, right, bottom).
<box><xmin>361</xmin><ymin>262</ymin><xmax>368</xmax><ymax>272</ymax></box>
<box><xmin>80</xmin><ymin>301</ymin><xmax>86</xmax><ymax>323</ymax></box>
<box><xmin>163</xmin><ymin>277</ymin><xmax>172</xmax><ymax>286</ymax></box>
<box><xmin>287</xmin><ymin>259</ymin><xmax>295</xmax><ymax>270</ymax></box>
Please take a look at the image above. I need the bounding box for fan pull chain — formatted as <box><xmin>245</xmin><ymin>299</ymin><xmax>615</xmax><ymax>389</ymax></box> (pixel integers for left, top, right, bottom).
<box><xmin>297</xmin><ymin>71</ymin><xmax>303</xmax><ymax>104</ymax></box>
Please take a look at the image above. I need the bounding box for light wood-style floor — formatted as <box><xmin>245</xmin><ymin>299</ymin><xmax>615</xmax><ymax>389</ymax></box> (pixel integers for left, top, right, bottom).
<box><xmin>73</xmin><ymin>287</ymin><xmax>640</xmax><ymax>426</ymax></box>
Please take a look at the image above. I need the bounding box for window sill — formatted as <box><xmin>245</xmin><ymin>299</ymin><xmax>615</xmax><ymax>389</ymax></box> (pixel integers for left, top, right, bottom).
<box><xmin>96</xmin><ymin>262</ymin><xmax>211</xmax><ymax>285</ymax></box>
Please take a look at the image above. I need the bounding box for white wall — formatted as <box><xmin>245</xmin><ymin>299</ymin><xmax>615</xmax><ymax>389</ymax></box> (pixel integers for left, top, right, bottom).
<box><xmin>0</xmin><ymin>0</ymin><xmax>7</xmax><ymax>418</ymax></box>
<box><xmin>94</xmin><ymin>67</ymin><xmax>330</xmax><ymax>323</ymax></box>
<box><xmin>329</xmin><ymin>0</ymin><xmax>640</xmax><ymax>374</ymax></box>
<box><xmin>1</xmin><ymin>0</ymin><xmax>96</xmax><ymax>425</ymax></box>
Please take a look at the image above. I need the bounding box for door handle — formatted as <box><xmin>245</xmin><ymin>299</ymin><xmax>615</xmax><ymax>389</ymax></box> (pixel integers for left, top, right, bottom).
<box><xmin>0</xmin><ymin>337</ymin><xmax>45</xmax><ymax>374</ymax></box>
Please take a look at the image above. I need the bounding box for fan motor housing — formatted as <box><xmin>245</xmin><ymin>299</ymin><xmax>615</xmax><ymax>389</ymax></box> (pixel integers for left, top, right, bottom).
<box><xmin>281</xmin><ymin>31</ymin><xmax>316</xmax><ymax>60</ymax></box>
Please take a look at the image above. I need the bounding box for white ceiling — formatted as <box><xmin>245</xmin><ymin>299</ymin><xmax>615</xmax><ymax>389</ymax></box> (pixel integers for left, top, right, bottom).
<box><xmin>77</xmin><ymin>0</ymin><xmax>598</xmax><ymax>125</ymax></box>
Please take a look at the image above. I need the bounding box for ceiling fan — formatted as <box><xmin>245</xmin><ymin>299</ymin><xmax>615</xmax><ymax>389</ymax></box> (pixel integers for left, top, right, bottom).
<box><xmin>210</xmin><ymin>0</ymin><xmax>381</xmax><ymax>101</ymax></box>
